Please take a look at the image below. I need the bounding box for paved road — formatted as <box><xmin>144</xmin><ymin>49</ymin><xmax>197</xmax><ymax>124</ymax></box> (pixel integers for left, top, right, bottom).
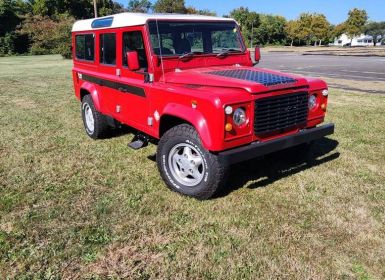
<box><xmin>258</xmin><ymin>52</ymin><xmax>385</xmax><ymax>93</ymax></box>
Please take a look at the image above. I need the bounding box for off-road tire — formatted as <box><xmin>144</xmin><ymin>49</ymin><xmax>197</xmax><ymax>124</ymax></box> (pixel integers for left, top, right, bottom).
<box><xmin>157</xmin><ymin>124</ymin><xmax>227</xmax><ymax>200</ymax></box>
<box><xmin>81</xmin><ymin>95</ymin><xmax>110</xmax><ymax>139</ymax></box>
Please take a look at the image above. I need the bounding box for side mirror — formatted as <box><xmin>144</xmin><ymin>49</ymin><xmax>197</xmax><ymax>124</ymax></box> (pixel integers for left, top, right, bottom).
<box><xmin>254</xmin><ymin>46</ymin><xmax>261</xmax><ymax>64</ymax></box>
<box><xmin>126</xmin><ymin>51</ymin><xmax>140</xmax><ymax>71</ymax></box>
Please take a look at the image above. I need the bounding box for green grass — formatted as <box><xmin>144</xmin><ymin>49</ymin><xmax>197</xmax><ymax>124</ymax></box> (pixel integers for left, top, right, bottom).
<box><xmin>1</xmin><ymin>55</ymin><xmax>385</xmax><ymax>279</ymax></box>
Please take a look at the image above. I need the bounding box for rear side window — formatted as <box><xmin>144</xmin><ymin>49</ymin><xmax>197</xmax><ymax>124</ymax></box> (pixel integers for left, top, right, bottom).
<box><xmin>75</xmin><ymin>34</ymin><xmax>94</xmax><ymax>61</ymax></box>
<box><xmin>100</xmin><ymin>33</ymin><xmax>116</xmax><ymax>65</ymax></box>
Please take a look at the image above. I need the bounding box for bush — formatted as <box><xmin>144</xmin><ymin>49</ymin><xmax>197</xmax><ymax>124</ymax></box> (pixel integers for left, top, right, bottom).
<box><xmin>53</xmin><ymin>14</ymin><xmax>74</xmax><ymax>59</ymax></box>
<box><xmin>19</xmin><ymin>14</ymin><xmax>74</xmax><ymax>58</ymax></box>
<box><xmin>0</xmin><ymin>32</ymin><xmax>15</xmax><ymax>56</ymax></box>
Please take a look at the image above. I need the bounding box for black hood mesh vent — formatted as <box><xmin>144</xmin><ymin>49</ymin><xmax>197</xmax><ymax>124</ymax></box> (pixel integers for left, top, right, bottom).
<box><xmin>206</xmin><ymin>69</ymin><xmax>297</xmax><ymax>87</ymax></box>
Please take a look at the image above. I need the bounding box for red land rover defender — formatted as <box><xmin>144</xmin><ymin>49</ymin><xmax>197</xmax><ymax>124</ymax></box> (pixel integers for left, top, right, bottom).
<box><xmin>72</xmin><ymin>13</ymin><xmax>334</xmax><ymax>199</ymax></box>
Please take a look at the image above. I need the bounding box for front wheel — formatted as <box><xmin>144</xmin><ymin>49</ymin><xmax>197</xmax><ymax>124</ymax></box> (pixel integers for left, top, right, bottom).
<box><xmin>157</xmin><ymin>124</ymin><xmax>227</xmax><ymax>200</ymax></box>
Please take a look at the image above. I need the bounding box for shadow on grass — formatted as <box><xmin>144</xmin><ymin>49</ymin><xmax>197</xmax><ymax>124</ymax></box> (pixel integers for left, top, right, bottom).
<box><xmin>101</xmin><ymin>125</ymin><xmax>135</xmax><ymax>139</ymax></box>
<box><xmin>214</xmin><ymin>137</ymin><xmax>340</xmax><ymax>198</ymax></box>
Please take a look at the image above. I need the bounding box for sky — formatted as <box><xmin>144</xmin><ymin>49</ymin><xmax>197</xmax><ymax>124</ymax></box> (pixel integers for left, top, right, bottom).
<box><xmin>118</xmin><ymin>0</ymin><xmax>384</xmax><ymax>24</ymax></box>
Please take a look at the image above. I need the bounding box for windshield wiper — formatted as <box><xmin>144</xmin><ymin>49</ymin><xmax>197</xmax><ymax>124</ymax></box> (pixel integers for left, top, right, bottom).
<box><xmin>216</xmin><ymin>49</ymin><xmax>242</xmax><ymax>57</ymax></box>
<box><xmin>178</xmin><ymin>51</ymin><xmax>203</xmax><ymax>60</ymax></box>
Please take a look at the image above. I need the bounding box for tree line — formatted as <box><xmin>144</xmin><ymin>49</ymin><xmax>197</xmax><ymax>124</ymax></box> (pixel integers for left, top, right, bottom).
<box><xmin>1</xmin><ymin>0</ymin><xmax>384</xmax><ymax>58</ymax></box>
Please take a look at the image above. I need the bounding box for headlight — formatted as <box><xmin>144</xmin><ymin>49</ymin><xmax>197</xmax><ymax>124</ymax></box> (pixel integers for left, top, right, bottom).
<box><xmin>308</xmin><ymin>94</ymin><xmax>317</xmax><ymax>110</ymax></box>
<box><xmin>233</xmin><ymin>107</ymin><xmax>246</xmax><ymax>126</ymax></box>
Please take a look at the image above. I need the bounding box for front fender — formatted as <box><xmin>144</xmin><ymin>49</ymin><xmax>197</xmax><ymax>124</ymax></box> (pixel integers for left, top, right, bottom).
<box><xmin>81</xmin><ymin>82</ymin><xmax>102</xmax><ymax>112</ymax></box>
<box><xmin>161</xmin><ymin>103</ymin><xmax>214</xmax><ymax>150</ymax></box>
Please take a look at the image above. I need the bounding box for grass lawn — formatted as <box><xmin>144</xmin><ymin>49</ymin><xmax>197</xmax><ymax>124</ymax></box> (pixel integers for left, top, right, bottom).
<box><xmin>1</xmin><ymin>55</ymin><xmax>384</xmax><ymax>279</ymax></box>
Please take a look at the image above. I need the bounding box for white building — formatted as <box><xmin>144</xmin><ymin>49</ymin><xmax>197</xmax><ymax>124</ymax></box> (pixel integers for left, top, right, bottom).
<box><xmin>333</xmin><ymin>33</ymin><xmax>374</xmax><ymax>47</ymax></box>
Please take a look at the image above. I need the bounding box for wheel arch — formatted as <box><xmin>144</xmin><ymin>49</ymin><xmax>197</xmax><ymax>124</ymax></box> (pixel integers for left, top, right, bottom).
<box><xmin>159</xmin><ymin>105</ymin><xmax>214</xmax><ymax>150</ymax></box>
<box><xmin>79</xmin><ymin>82</ymin><xmax>102</xmax><ymax>112</ymax></box>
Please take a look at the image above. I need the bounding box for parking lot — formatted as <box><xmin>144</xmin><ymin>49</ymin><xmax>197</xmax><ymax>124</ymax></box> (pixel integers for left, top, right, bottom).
<box><xmin>258</xmin><ymin>52</ymin><xmax>385</xmax><ymax>94</ymax></box>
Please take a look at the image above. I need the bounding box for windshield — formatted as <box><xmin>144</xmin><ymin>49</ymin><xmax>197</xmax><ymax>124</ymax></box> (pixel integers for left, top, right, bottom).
<box><xmin>147</xmin><ymin>21</ymin><xmax>245</xmax><ymax>56</ymax></box>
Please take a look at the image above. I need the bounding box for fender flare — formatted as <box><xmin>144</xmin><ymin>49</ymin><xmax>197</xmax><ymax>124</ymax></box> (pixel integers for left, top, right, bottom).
<box><xmin>161</xmin><ymin>103</ymin><xmax>213</xmax><ymax>149</ymax></box>
<box><xmin>80</xmin><ymin>82</ymin><xmax>102</xmax><ymax>112</ymax></box>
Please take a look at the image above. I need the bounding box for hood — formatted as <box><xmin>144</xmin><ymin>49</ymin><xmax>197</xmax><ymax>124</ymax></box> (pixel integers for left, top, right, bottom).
<box><xmin>162</xmin><ymin>65</ymin><xmax>309</xmax><ymax>93</ymax></box>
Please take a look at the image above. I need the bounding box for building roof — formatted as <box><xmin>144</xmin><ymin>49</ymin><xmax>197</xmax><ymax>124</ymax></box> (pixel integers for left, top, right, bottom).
<box><xmin>72</xmin><ymin>12</ymin><xmax>236</xmax><ymax>32</ymax></box>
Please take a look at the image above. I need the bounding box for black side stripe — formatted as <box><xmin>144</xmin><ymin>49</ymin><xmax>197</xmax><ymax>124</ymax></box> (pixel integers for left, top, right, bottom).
<box><xmin>81</xmin><ymin>74</ymin><xmax>146</xmax><ymax>97</ymax></box>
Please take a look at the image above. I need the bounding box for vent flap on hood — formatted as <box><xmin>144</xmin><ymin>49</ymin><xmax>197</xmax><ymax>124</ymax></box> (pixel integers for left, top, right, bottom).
<box><xmin>206</xmin><ymin>69</ymin><xmax>297</xmax><ymax>87</ymax></box>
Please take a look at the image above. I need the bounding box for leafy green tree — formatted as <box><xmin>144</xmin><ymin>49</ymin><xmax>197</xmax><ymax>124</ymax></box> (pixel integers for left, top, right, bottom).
<box><xmin>364</xmin><ymin>21</ymin><xmax>385</xmax><ymax>46</ymax></box>
<box><xmin>312</xmin><ymin>14</ymin><xmax>330</xmax><ymax>45</ymax></box>
<box><xmin>14</xmin><ymin>0</ymin><xmax>31</xmax><ymax>15</ymax></box>
<box><xmin>19</xmin><ymin>13</ymin><xmax>75</xmax><ymax>58</ymax></box>
<box><xmin>229</xmin><ymin>7</ymin><xmax>260</xmax><ymax>47</ymax></box>
<box><xmin>0</xmin><ymin>0</ymin><xmax>21</xmax><ymax>36</ymax></box>
<box><xmin>344</xmin><ymin>8</ymin><xmax>368</xmax><ymax>44</ymax></box>
<box><xmin>332</xmin><ymin>23</ymin><xmax>346</xmax><ymax>38</ymax></box>
<box><xmin>153</xmin><ymin>0</ymin><xmax>186</xmax><ymax>13</ymax></box>
<box><xmin>0</xmin><ymin>0</ymin><xmax>25</xmax><ymax>55</ymax></box>
<box><xmin>297</xmin><ymin>13</ymin><xmax>314</xmax><ymax>45</ymax></box>
<box><xmin>295</xmin><ymin>13</ymin><xmax>330</xmax><ymax>46</ymax></box>
<box><xmin>285</xmin><ymin>20</ymin><xmax>300</xmax><ymax>46</ymax></box>
<box><xmin>254</xmin><ymin>14</ymin><xmax>286</xmax><ymax>45</ymax></box>
<box><xmin>127</xmin><ymin>0</ymin><xmax>151</xmax><ymax>13</ymax></box>
<box><xmin>185</xmin><ymin>7</ymin><xmax>216</xmax><ymax>16</ymax></box>
<box><xmin>31</xmin><ymin>0</ymin><xmax>58</xmax><ymax>17</ymax></box>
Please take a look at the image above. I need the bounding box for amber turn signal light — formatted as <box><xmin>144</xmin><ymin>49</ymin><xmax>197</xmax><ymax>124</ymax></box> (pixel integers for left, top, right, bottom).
<box><xmin>225</xmin><ymin>123</ymin><xmax>233</xmax><ymax>132</ymax></box>
<box><xmin>321</xmin><ymin>103</ymin><xmax>327</xmax><ymax>111</ymax></box>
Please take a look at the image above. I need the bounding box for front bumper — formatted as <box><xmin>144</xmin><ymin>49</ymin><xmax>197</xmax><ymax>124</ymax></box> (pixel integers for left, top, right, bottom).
<box><xmin>218</xmin><ymin>123</ymin><xmax>335</xmax><ymax>165</ymax></box>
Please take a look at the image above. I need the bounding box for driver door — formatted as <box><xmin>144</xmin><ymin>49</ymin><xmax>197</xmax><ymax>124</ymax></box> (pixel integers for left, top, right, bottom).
<box><xmin>116</xmin><ymin>28</ymin><xmax>151</xmax><ymax>132</ymax></box>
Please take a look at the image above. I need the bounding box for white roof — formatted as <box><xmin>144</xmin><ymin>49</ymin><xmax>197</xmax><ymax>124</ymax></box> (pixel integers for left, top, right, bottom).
<box><xmin>72</xmin><ymin>12</ymin><xmax>236</xmax><ymax>32</ymax></box>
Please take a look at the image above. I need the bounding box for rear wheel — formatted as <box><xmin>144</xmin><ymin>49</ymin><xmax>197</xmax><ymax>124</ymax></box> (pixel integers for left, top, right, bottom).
<box><xmin>81</xmin><ymin>95</ymin><xmax>110</xmax><ymax>139</ymax></box>
<box><xmin>157</xmin><ymin>124</ymin><xmax>227</xmax><ymax>200</ymax></box>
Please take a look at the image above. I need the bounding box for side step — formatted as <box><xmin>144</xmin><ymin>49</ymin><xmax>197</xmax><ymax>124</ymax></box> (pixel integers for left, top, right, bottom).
<box><xmin>128</xmin><ymin>134</ymin><xmax>149</xmax><ymax>150</ymax></box>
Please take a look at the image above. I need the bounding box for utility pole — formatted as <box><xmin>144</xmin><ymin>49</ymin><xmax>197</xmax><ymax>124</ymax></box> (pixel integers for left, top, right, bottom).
<box><xmin>250</xmin><ymin>21</ymin><xmax>254</xmax><ymax>48</ymax></box>
<box><xmin>93</xmin><ymin>0</ymin><xmax>98</xmax><ymax>18</ymax></box>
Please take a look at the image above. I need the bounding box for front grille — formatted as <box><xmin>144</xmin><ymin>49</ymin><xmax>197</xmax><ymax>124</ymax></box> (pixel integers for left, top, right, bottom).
<box><xmin>254</xmin><ymin>92</ymin><xmax>308</xmax><ymax>136</ymax></box>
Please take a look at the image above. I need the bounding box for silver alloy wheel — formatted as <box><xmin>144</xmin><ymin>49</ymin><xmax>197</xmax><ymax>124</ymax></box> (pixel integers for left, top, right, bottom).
<box><xmin>168</xmin><ymin>143</ymin><xmax>205</xmax><ymax>187</ymax></box>
<box><xmin>83</xmin><ymin>103</ymin><xmax>94</xmax><ymax>133</ymax></box>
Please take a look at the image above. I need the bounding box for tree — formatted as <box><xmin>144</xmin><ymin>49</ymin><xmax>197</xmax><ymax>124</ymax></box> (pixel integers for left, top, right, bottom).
<box><xmin>332</xmin><ymin>23</ymin><xmax>346</xmax><ymax>39</ymax></box>
<box><xmin>185</xmin><ymin>7</ymin><xmax>216</xmax><ymax>16</ymax></box>
<box><xmin>285</xmin><ymin>20</ymin><xmax>300</xmax><ymax>46</ymax></box>
<box><xmin>254</xmin><ymin>14</ymin><xmax>286</xmax><ymax>45</ymax></box>
<box><xmin>0</xmin><ymin>0</ymin><xmax>21</xmax><ymax>36</ymax></box>
<box><xmin>295</xmin><ymin>13</ymin><xmax>330</xmax><ymax>46</ymax></box>
<box><xmin>153</xmin><ymin>0</ymin><xmax>186</xmax><ymax>13</ymax></box>
<box><xmin>127</xmin><ymin>0</ymin><xmax>151</xmax><ymax>13</ymax></box>
<box><xmin>297</xmin><ymin>13</ymin><xmax>314</xmax><ymax>45</ymax></box>
<box><xmin>19</xmin><ymin>13</ymin><xmax>75</xmax><ymax>58</ymax></box>
<box><xmin>364</xmin><ymin>21</ymin><xmax>385</xmax><ymax>46</ymax></box>
<box><xmin>345</xmin><ymin>8</ymin><xmax>368</xmax><ymax>44</ymax></box>
<box><xmin>229</xmin><ymin>7</ymin><xmax>260</xmax><ymax>47</ymax></box>
<box><xmin>312</xmin><ymin>14</ymin><xmax>330</xmax><ymax>45</ymax></box>
<box><xmin>0</xmin><ymin>0</ymin><xmax>25</xmax><ymax>56</ymax></box>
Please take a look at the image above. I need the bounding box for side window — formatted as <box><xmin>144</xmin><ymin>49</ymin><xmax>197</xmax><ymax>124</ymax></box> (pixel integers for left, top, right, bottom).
<box><xmin>122</xmin><ymin>31</ymin><xmax>148</xmax><ymax>70</ymax></box>
<box><xmin>100</xmin><ymin>33</ymin><xmax>116</xmax><ymax>65</ymax></box>
<box><xmin>75</xmin><ymin>34</ymin><xmax>94</xmax><ymax>61</ymax></box>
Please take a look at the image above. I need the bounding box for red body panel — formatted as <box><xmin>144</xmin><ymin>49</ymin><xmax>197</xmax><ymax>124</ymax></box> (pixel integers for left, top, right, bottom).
<box><xmin>72</xmin><ymin>22</ymin><xmax>329</xmax><ymax>152</ymax></box>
